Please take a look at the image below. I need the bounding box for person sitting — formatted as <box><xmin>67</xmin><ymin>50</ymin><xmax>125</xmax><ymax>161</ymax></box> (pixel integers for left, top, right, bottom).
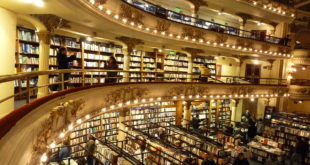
<box><xmin>233</xmin><ymin>153</ymin><xmax>249</xmax><ymax>165</ymax></box>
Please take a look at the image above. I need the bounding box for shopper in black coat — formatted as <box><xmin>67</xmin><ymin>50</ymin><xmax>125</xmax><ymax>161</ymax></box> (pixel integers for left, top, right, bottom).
<box><xmin>233</xmin><ymin>153</ymin><xmax>249</xmax><ymax>165</ymax></box>
<box><xmin>56</xmin><ymin>47</ymin><xmax>76</xmax><ymax>89</ymax></box>
<box><xmin>104</xmin><ymin>56</ymin><xmax>118</xmax><ymax>83</ymax></box>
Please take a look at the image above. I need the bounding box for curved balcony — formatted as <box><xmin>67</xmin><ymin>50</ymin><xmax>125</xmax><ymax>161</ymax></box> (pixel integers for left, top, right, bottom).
<box><xmin>290</xmin><ymin>79</ymin><xmax>310</xmax><ymax>100</ymax></box>
<box><xmin>75</xmin><ymin>0</ymin><xmax>291</xmax><ymax>58</ymax></box>
<box><xmin>123</xmin><ymin>0</ymin><xmax>287</xmax><ymax>45</ymax></box>
<box><xmin>0</xmin><ymin>69</ymin><xmax>290</xmax><ymax>164</ymax></box>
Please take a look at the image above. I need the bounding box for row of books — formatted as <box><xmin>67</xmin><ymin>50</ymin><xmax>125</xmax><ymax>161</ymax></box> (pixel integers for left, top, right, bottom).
<box><xmin>19</xmin><ymin>43</ymin><xmax>39</xmax><ymax>54</ymax></box>
<box><xmin>18</xmin><ymin>29</ymin><xmax>39</xmax><ymax>42</ymax></box>
<box><xmin>164</xmin><ymin>66</ymin><xmax>188</xmax><ymax>72</ymax></box>
<box><xmin>19</xmin><ymin>56</ymin><xmax>39</xmax><ymax>64</ymax></box>
<box><xmin>165</xmin><ymin>60</ymin><xmax>188</xmax><ymax>67</ymax></box>
<box><xmin>84</xmin><ymin>43</ymin><xmax>113</xmax><ymax>52</ymax></box>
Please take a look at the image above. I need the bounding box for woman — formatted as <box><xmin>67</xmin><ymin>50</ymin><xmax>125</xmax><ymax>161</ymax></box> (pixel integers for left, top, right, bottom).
<box><xmin>104</xmin><ymin>56</ymin><xmax>118</xmax><ymax>83</ymax></box>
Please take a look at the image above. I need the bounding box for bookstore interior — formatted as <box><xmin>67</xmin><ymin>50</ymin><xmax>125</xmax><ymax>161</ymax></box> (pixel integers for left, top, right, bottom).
<box><xmin>0</xmin><ymin>0</ymin><xmax>310</xmax><ymax>165</ymax></box>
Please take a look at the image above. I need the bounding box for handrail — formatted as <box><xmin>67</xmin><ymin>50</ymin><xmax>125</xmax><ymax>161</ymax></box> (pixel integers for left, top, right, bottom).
<box><xmin>0</xmin><ymin>69</ymin><xmax>289</xmax><ymax>108</ymax></box>
<box><xmin>122</xmin><ymin>0</ymin><xmax>288</xmax><ymax>46</ymax></box>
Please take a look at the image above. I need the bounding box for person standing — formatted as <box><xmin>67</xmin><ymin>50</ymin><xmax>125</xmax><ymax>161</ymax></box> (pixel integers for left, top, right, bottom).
<box><xmin>201</xmin><ymin>153</ymin><xmax>216</xmax><ymax>165</ymax></box>
<box><xmin>56</xmin><ymin>47</ymin><xmax>76</xmax><ymax>89</ymax></box>
<box><xmin>58</xmin><ymin>140</ymin><xmax>70</xmax><ymax>164</ymax></box>
<box><xmin>85</xmin><ymin>135</ymin><xmax>96</xmax><ymax>165</ymax></box>
<box><xmin>292</xmin><ymin>137</ymin><xmax>309</xmax><ymax>165</ymax></box>
<box><xmin>191</xmin><ymin>114</ymin><xmax>201</xmax><ymax>131</ymax></box>
<box><xmin>233</xmin><ymin>153</ymin><xmax>249</xmax><ymax>165</ymax></box>
<box><xmin>256</xmin><ymin>119</ymin><xmax>264</xmax><ymax>136</ymax></box>
<box><xmin>104</xmin><ymin>56</ymin><xmax>119</xmax><ymax>83</ymax></box>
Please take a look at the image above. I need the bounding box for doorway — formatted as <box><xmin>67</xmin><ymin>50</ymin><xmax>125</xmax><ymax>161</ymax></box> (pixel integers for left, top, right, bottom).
<box><xmin>245</xmin><ymin>64</ymin><xmax>261</xmax><ymax>84</ymax></box>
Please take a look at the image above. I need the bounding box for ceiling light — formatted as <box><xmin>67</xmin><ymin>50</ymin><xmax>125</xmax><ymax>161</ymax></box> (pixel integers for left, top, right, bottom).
<box><xmin>253</xmin><ymin>60</ymin><xmax>259</xmax><ymax>65</ymax></box>
<box><xmin>253</xmin><ymin>1</ymin><xmax>257</xmax><ymax>5</ymax></box>
<box><xmin>302</xmin><ymin>67</ymin><xmax>306</xmax><ymax>70</ymax></box>
<box><xmin>90</xmin><ymin>0</ymin><xmax>95</xmax><ymax>5</ymax></box>
<box><xmin>86</xmin><ymin>37</ymin><xmax>92</xmax><ymax>41</ymax></box>
<box><xmin>114</xmin><ymin>15</ymin><xmax>119</xmax><ymax>19</ymax></box>
<box><xmin>34</xmin><ymin>0</ymin><xmax>44</xmax><ymax>7</ymax></box>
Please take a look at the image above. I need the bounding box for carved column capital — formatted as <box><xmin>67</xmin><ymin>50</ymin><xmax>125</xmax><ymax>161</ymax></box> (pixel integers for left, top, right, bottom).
<box><xmin>186</xmin><ymin>0</ymin><xmax>208</xmax><ymax>13</ymax></box>
<box><xmin>36</xmin><ymin>31</ymin><xmax>52</xmax><ymax>45</ymax></box>
<box><xmin>31</xmin><ymin>14</ymin><xmax>70</xmax><ymax>33</ymax></box>
<box><xmin>236</xmin><ymin>13</ymin><xmax>252</xmax><ymax>25</ymax></box>
<box><xmin>116</xmin><ymin>36</ymin><xmax>144</xmax><ymax>53</ymax></box>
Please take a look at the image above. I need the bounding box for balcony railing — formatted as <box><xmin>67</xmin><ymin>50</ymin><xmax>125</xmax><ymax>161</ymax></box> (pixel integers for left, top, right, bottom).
<box><xmin>0</xmin><ymin>69</ymin><xmax>288</xmax><ymax>108</ymax></box>
<box><xmin>123</xmin><ymin>0</ymin><xmax>288</xmax><ymax>46</ymax></box>
<box><xmin>291</xmin><ymin>79</ymin><xmax>310</xmax><ymax>86</ymax></box>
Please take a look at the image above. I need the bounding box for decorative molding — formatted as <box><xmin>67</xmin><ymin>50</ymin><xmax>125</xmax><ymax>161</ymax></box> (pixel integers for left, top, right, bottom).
<box><xmin>120</xmin><ymin>4</ymin><xmax>144</xmax><ymax>25</ymax></box>
<box><xmin>235</xmin><ymin>13</ymin><xmax>252</xmax><ymax>25</ymax></box>
<box><xmin>104</xmin><ymin>86</ymin><xmax>149</xmax><ymax>105</ymax></box>
<box><xmin>215</xmin><ymin>34</ymin><xmax>228</xmax><ymax>43</ymax></box>
<box><xmin>30</xmin><ymin>99</ymin><xmax>85</xmax><ymax>165</ymax></box>
<box><xmin>262</xmin><ymin>43</ymin><xmax>271</xmax><ymax>51</ymax></box>
<box><xmin>182</xmin><ymin>27</ymin><xmax>206</xmax><ymax>40</ymax></box>
<box><xmin>166</xmin><ymin>84</ymin><xmax>210</xmax><ymax>96</ymax></box>
<box><xmin>236</xmin><ymin>38</ymin><xmax>253</xmax><ymax>48</ymax></box>
<box><xmin>186</xmin><ymin>0</ymin><xmax>208</xmax><ymax>13</ymax></box>
<box><xmin>155</xmin><ymin>19</ymin><xmax>171</xmax><ymax>32</ymax></box>
<box><xmin>229</xmin><ymin>86</ymin><xmax>254</xmax><ymax>95</ymax></box>
<box><xmin>31</xmin><ymin>14</ymin><xmax>70</xmax><ymax>33</ymax></box>
<box><xmin>182</xmin><ymin>47</ymin><xmax>204</xmax><ymax>56</ymax></box>
<box><xmin>115</xmin><ymin>36</ymin><xmax>144</xmax><ymax>52</ymax></box>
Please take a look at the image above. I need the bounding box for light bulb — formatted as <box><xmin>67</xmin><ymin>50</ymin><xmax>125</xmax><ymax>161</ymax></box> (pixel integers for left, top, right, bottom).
<box><xmin>49</xmin><ymin>142</ymin><xmax>56</xmax><ymax>149</ymax></box>
<box><xmin>41</xmin><ymin>154</ymin><xmax>48</xmax><ymax>162</ymax></box>
<box><xmin>68</xmin><ymin>124</ymin><xmax>73</xmax><ymax>131</ymax></box>
<box><xmin>106</xmin><ymin>10</ymin><xmax>111</xmax><ymax>15</ymax></box>
<box><xmin>98</xmin><ymin>5</ymin><xmax>103</xmax><ymax>10</ymax></box>
<box><xmin>77</xmin><ymin>119</ymin><xmax>82</xmax><ymax>124</ymax></box>
<box><xmin>85</xmin><ymin>114</ymin><xmax>90</xmax><ymax>119</ymax></box>
<box><xmin>59</xmin><ymin>132</ymin><xmax>65</xmax><ymax>138</ymax></box>
<box><xmin>114</xmin><ymin>15</ymin><xmax>119</xmax><ymax>19</ymax></box>
<box><xmin>34</xmin><ymin>0</ymin><xmax>44</xmax><ymax>7</ymax></box>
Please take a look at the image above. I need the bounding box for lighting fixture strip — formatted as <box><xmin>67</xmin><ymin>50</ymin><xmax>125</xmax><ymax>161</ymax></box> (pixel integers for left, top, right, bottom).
<box><xmin>250</xmin><ymin>1</ymin><xmax>294</xmax><ymax>17</ymax></box>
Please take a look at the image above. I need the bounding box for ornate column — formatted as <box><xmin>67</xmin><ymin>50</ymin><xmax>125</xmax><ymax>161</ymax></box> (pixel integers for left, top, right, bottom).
<box><xmin>175</xmin><ymin>100</ymin><xmax>183</xmax><ymax>126</ymax></box>
<box><xmin>236</xmin><ymin>13</ymin><xmax>251</xmax><ymax>37</ymax></box>
<box><xmin>186</xmin><ymin>0</ymin><xmax>207</xmax><ymax>25</ymax></box>
<box><xmin>117</xmin><ymin>109</ymin><xmax>126</xmax><ymax>145</ymax></box>
<box><xmin>116</xmin><ymin>36</ymin><xmax>144</xmax><ymax>82</ymax></box>
<box><xmin>0</xmin><ymin>7</ymin><xmax>16</xmax><ymax>118</ymax></box>
<box><xmin>182</xmin><ymin>48</ymin><xmax>204</xmax><ymax>82</ymax></box>
<box><xmin>37</xmin><ymin>32</ymin><xmax>52</xmax><ymax>98</ymax></box>
<box><xmin>182</xmin><ymin>101</ymin><xmax>191</xmax><ymax>128</ymax></box>
<box><xmin>32</xmin><ymin>14</ymin><xmax>69</xmax><ymax>98</ymax></box>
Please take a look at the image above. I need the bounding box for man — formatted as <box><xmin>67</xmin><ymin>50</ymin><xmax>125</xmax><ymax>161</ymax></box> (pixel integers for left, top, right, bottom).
<box><xmin>85</xmin><ymin>135</ymin><xmax>96</xmax><ymax>165</ymax></box>
<box><xmin>191</xmin><ymin>114</ymin><xmax>201</xmax><ymax>130</ymax></box>
<box><xmin>56</xmin><ymin>47</ymin><xmax>76</xmax><ymax>89</ymax></box>
<box><xmin>58</xmin><ymin>140</ymin><xmax>70</xmax><ymax>164</ymax></box>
